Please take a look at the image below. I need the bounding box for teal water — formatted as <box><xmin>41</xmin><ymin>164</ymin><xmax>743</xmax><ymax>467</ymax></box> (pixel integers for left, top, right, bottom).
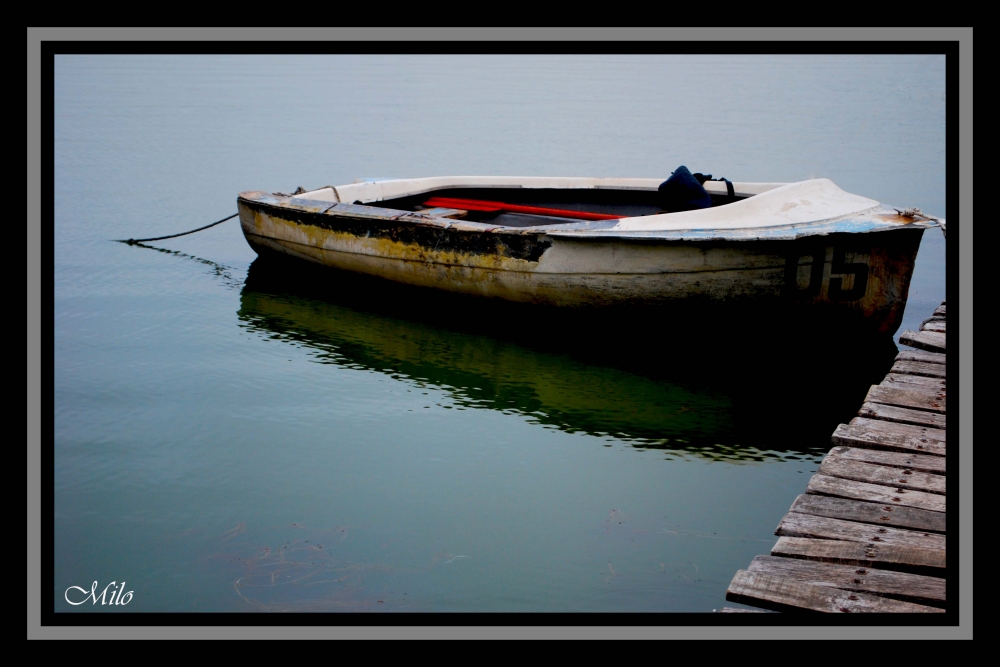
<box><xmin>53</xmin><ymin>54</ymin><xmax>946</xmax><ymax>613</ymax></box>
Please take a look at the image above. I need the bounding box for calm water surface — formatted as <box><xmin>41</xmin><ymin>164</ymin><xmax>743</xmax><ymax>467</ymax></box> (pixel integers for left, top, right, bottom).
<box><xmin>53</xmin><ymin>55</ymin><xmax>946</xmax><ymax>613</ymax></box>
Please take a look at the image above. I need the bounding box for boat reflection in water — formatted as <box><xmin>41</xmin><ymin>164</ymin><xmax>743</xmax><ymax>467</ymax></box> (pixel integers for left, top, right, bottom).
<box><xmin>238</xmin><ymin>255</ymin><xmax>900</xmax><ymax>462</ymax></box>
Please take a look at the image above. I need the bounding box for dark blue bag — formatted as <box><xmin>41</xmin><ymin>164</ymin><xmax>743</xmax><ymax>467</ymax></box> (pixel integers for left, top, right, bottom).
<box><xmin>658</xmin><ymin>165</ymin><xmax>713</xmax><ymax>212</ymax></box>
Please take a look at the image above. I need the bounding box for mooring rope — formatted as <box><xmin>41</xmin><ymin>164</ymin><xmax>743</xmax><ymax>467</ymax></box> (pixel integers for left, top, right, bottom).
<box><xmin>117</xmin><ymin>212</ymin><xmax>239</xmax><ymax>245</ymax></box>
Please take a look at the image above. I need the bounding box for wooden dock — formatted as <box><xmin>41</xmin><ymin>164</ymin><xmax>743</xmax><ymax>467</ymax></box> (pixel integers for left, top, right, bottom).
<box><xmin>722</xmin><ymin>302</ymin><xmax>947</xmax><ymax>613</ymax></box>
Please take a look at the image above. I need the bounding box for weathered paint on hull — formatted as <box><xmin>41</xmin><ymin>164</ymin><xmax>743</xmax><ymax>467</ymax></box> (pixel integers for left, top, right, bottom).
<box><xmin>237</xmin><ymin>196</ymin><xmax>923</xmax><ymax>334</ymax></box>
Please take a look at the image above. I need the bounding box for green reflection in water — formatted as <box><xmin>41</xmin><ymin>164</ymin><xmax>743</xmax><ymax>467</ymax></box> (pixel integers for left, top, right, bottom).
<box><xmin>241</xmin><ymin>288</ymin><xmax>732</xmax><ymax>447</ymax></box>
<box><xmin>236</xmin><ymin>255</ymin><xmax>898</xmax><ymax>462</ymax></box>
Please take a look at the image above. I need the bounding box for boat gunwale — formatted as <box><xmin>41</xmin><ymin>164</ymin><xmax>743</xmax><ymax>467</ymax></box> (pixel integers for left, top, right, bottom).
<box><xmin>293</xmin><ymin>175</ymin><xmax>789</xmax><ymax>206</ymax></box>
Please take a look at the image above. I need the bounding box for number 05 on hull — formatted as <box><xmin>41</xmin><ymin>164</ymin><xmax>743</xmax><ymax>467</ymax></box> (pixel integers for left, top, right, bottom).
<box><xmin>237</xmin><ymin>176</ymin><xmax>938</xmax><ymax>336</ymax></box>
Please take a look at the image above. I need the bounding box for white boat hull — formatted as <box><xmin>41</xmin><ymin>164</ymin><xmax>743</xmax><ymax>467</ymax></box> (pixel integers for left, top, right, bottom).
<box><xmin>237</xmin><ymin>191</ymin><xmax>926</xmax><ymax>335</ymax></box>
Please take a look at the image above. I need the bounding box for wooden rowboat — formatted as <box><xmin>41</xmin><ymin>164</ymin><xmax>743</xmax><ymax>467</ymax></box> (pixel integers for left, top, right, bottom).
<box><xmin>237</xmin><ymin>173</ymin><xmax>940</xmax><ymax>335</ymax></box>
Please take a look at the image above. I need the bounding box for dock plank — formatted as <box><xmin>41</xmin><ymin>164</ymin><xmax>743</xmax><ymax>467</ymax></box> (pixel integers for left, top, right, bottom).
<box><xmin>718</xmin><ymin>606</ymin><xmax>769</xmax><ymax>613</ymax></box>
<box><xmin>890</xmin><ymin>360</ymin><xmax>946</xmax><ymax>378</ymax></box>
<box><xmin>775</xmin><ymin>512</ymin><xmax>946</xmax><ymax>550</ymax></box>
<box><xmin>866</xmin><ymin>385</ymin><xmax>946</xmax><ymax>413</ymax></box>
<box><xmin>858</xmin><ymin>402</ymin><xmax>946</xmax><ymax>429</ymax></box>
<box><xmin>829</xmin><ymin>446</ymin><xmax>945</xmax><ymax>474</ymax></box>
<box><xmin>846</xmin><ymin>417</ymin><xmax>946</xmax><ymax>442</ymax></box>
<box><xmin>896</xmin><ymin>349</ymin><xmax>946</xmax><ymax>365</ymax></box>
<box><xmin>818</xmin><ymin>454</ymin><xmax>945</xmax><ymax>494</ymax></box>
<box><xmin>726</xmin><ymin>570</ymin><xmax>942</xmax><ymax>613</ymax></box>
<box><xmin>883</xmin><ymin>373</ymin><xmax>945</xmax><ymax>389</ymax></box>
<box><xmin>833</xmin><ymin>420</ymin><xmax>945</xmax><ymax>456</ymax></box>
<box><xmin>789</xmin><ymin>494</ymin><xmax>945</xmax><ymax>533</ymax></box>
<box><xmin>771</xmin><ymin>536</ymin><xmax>945</xmax><ymax>574</ymax></box>
<box><xmin>900</xmin><ymin>330</ymin><xmax>946</xmax><ymax>353</ymax></box>
<box><xmin>723</xmin><ymin>301</ymin><xmax>948</xmax><ymax>613</ymax></box>
<box><xmin>876</xmin><ymin>380</ymin><xmax>947</xmax><ymax>397</ymax></box>
<box><xmin>806</xmin><ymin>474</ymin><xmax>946</xmax><ymax>512</ymax></box>
<box><xmin>747</xmin><ymin>555</ymin><xmax>945</xmax><ymax>605</ymax></box>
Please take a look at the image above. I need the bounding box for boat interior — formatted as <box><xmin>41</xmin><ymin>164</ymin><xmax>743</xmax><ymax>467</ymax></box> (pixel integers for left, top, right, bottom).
<box><xmin>281</xmin><ymin>175</ymin><xmax>895</xmax><ymax>233</ymax></box>
<box><xmin>387</xmin><ymin>187</ymin><xmax>747</xmax><ymax>228</ymax></box>
<box><xmin>289</xmin><ymin>172</ymin><xmax>781</xmax><ymax>228</ymax></box>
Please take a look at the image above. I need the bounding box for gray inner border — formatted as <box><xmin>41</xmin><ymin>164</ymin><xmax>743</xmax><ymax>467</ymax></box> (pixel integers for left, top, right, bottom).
<box><xmin>28</xmin><ymin>26</ymin><xmax>972</xmax><ymax>640</ymax></box>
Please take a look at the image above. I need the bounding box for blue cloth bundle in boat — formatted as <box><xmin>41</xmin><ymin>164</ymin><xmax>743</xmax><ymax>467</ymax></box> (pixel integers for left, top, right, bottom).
<box><xmin>658</xmin><ymin>165</ymin><xmax>713</xmax><ymax>212</ymax></box>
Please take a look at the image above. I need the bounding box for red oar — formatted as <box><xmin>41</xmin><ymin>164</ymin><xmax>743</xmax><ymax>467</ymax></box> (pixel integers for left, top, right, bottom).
<box><xmin>423</xmin><ymin>197</ymin><xmax>622</xmax><ymax>221</ymax></box>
